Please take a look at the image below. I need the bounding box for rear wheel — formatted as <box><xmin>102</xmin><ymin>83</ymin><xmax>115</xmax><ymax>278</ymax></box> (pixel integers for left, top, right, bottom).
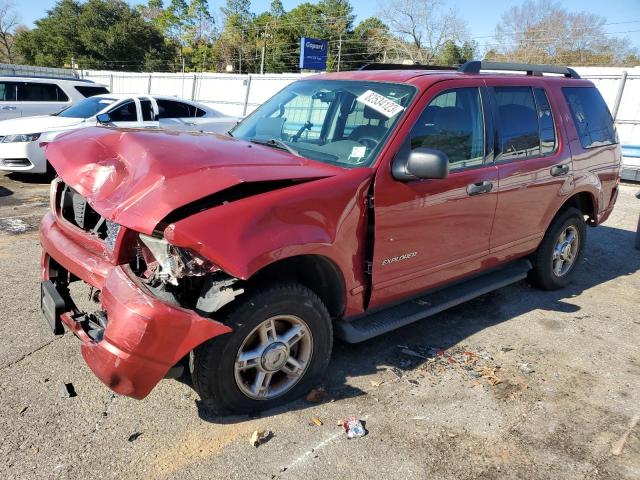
<box><xmin>528</xmin><ymin>207</ymin><xmax>586</xmax><ymax>290</ymax></box>
<box><xmin>191</xmin><ymin>283</ymin><xmax>332</xmax><ymax>415</ymax></box>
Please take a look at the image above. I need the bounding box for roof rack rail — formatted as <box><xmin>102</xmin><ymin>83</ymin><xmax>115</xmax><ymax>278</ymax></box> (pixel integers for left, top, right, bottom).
<box><xmin>458</xmin><ymin>60</ymin><xmax>580</xmax><ymax>79</ymax></box>
<box><xmin>359</xmin><ymin>63</ymin><xmax>457</xmax><ymax>71</ymax></box>
<box><xmin>0</xmin><ymin>73</ymin><xmax>94</xmax><ymax>83</ymax></box>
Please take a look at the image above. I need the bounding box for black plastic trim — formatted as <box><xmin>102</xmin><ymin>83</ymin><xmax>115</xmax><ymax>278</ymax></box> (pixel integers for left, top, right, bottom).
<box><xmin>459</xmin><ymin>61</ymin><xmax>580</xmax><ymax>79</ymax></box>
<box><xmin>335</xmin><ymin>259</ymin><xmax>532</xmax><ymax>343</ymax></box>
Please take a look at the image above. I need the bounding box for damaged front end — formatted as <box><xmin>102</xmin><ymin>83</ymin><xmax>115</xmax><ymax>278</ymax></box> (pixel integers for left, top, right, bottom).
<box><xmin>132</xmin><ymin>233</ymin><xmax>245</xmax><ymax>316</ymax></box>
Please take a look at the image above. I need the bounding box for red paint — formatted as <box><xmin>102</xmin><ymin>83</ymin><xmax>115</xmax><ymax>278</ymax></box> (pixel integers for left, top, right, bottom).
<box><xmin>41</xmin><ymin>69</ymin><xmax>621</xmax><ymax>400</ymax></box>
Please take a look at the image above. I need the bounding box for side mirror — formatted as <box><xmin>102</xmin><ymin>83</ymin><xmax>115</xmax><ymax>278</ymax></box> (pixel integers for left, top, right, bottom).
<box><xmin>392</xmin><ymin>145</ymin><xmax>449</xmax><ymax>181</ymax></box>
<box><xmin>96</xmin><ymin>113</ymin><xmax>111</xmax><ymax>124</ymax></box>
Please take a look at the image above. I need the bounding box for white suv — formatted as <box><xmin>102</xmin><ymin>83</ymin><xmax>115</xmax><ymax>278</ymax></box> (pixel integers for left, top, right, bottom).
<box><xmin>0</xmin><ymin>75</ymin><xmax>109</xmax><ymax>120</ymax></box>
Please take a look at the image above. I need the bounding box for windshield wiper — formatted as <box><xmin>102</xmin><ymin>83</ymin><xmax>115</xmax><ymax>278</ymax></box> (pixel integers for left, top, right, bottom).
<box><xmin>250</xmin><ymin>138</ymin><xmax>302</xmax><ymax>157</ymax></box>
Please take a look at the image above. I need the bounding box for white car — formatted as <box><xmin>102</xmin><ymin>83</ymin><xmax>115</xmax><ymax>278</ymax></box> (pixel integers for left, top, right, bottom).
<box><xmin>0</xmin><ymin>94</ymin><xmax>239</xmax><ymax>175</ymax></box>
<box><xmin>0</xmin><ymin>75</ymin><xmax>109</xmax><ymax>120</ymax></box>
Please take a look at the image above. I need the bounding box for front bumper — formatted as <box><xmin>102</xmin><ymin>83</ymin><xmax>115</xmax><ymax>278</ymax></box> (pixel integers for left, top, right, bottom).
<box><xmin>40</xmin><ymin>211</ymin><xmax>232</xmax><ymax>399</ymax></box>
<box><xmin>0</xmin><ymin>140</ymin><xmax>47</xmax><ymax>173</ymax></box>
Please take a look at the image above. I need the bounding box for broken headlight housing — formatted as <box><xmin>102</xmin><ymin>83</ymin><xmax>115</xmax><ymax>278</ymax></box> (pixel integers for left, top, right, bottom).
<box><xmin>138</xmin><ymin>234</ymin><xmax>218</xmax><ymax>286</ymax></box>
<box><xmin>104</xmin><ymin>220</ymin><xmax>121</xmax><ymax>252</ymax></box>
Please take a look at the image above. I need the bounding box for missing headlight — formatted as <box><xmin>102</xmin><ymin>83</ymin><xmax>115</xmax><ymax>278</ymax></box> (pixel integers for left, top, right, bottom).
<box><xmin>138</xmin><ymin>234</ymin><xmax>219</xmax><ymax>286</ymax></box>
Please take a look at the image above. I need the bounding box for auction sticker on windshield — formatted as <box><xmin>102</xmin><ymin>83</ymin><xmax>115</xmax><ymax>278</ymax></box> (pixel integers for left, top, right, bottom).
<box><xmin>356</xmin><ymin>90</ymin><xmax>405</xmax><ymax>118</ymax></box>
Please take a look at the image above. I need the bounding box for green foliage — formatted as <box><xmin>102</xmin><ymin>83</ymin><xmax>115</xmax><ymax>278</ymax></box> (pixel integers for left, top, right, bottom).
<box><xmin>16</xmin><ymin>0</ymin><xmax>174</xmax><ymax>71</ymax></box>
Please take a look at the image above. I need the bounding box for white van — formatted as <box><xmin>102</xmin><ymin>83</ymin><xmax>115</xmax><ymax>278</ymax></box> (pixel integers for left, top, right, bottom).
<box><xmin>0</xmin><ymin>76</ymin><xmax>109</xmax><ymax>120</ymax></box>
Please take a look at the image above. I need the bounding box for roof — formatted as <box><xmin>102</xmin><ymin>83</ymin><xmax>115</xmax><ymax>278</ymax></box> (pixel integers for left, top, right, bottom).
<box><xmin>305</xmin><ymin>69</ymin><xmax>593</xmax><ymax>88</ymax></box>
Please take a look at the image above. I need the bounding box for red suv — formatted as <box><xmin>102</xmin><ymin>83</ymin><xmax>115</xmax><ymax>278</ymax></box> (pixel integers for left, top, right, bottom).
<box><xmin>40</xmin><ymin>61</ymin><xmax>621</xmax><ymax>414</ymax></box>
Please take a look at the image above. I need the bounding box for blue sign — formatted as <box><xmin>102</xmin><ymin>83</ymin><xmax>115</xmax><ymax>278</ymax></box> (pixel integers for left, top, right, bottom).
<box><xmin>299</xmin><ymin>37</ymin><xmax>328</xmax><ymax>71</ymax></box>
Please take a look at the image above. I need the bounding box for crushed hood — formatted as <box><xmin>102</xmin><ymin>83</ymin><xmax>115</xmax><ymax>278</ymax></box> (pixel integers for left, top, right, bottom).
<box><xmin>47</xmin><ymin>127</ymin><xmax>341</xmax><ymax>234</ymax></box>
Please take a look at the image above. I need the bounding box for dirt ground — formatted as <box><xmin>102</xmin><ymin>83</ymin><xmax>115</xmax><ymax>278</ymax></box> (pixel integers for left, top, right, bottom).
<box><xmin>0</xmin><ymin>171</ymin><xmax>638</xmax><ymax>480</ymax></box>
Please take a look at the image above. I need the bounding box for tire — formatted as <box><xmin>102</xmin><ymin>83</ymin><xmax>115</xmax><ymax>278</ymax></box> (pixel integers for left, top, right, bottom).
<box><xmin>191</xmin><ymin>283</ymin><xmax>333</xmax><ymax>415</ymax></box>
<box><xmin>528</xmin><ymin>207</ymin><xmax>586</xmax><ymax>290</ymax></box>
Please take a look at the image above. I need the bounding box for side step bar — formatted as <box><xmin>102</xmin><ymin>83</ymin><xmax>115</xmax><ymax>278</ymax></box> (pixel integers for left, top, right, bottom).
<box><xmin>335</xmin><ymin>259</ymin><xmax>532</xmax><ymax>343</ymax></box>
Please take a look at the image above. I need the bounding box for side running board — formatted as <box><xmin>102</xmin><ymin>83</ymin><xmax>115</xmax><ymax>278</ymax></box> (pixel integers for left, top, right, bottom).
<box><xmin>335</xmin><ymin>259</ymin><xmax>532</xmax><ymax>343</ymax></box>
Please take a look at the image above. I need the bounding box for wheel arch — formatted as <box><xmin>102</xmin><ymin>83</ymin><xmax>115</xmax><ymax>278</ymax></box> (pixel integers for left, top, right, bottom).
<box><xmin>246</xmin><ymin>254</ymin><xmax>347</xmax><ymax>319</ymax></box>
<box><xmin>558</xmin><ymin>190</ymin><xmax>597</xmax><ymax>225</ymax></box>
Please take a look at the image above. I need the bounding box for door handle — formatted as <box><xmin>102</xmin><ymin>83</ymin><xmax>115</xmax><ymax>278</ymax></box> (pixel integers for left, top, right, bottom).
<box><xmin>550</xmin><ymin>164</ymin><xmax>570</xmax><ymax>176</ymax></box>
<box><xmin>467</xmin><ymin>181</ymin><xmax>494</xmax><ymax>196</ymax></box>
<box><xmin>1</xmin><ymin>106</ymin><xmax>16</xmax><ymax>110</ymax></box>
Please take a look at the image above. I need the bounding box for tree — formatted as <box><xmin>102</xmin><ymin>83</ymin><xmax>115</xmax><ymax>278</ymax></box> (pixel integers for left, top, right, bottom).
<box><xmin>16</xmin><ymin>0</ymin><xmax>175</xmax><ymax>71</ymax></box>
<box><xmin>378</xmin><ymin>0</ymin><xmax>467</xmax><ymax>64</ymax></box>
<box><xmin>0</xmin><ymin>1</ymin><xmax>21</xmax><ymax>63</ymax></box>
<box><xmin>489</xmin><ymin>0</ymin><xmax>639</xmax><ymax>66</ymax></box>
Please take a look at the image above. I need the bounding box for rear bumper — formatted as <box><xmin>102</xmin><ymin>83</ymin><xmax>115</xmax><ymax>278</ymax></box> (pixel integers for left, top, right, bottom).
<box><xmin>40</xmin><ymin>212</ymin><xmax>232</xmax><ymax>399</ymax></box>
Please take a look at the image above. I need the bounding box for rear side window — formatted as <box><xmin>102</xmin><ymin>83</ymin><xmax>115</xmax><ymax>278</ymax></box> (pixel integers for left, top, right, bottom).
<box><xmin>563</xmin><ymin>87</ymin><xmax>617</xmax><ymax>149</ymax></box>
<box><xmin>18</xmin><ymin>83</ymin><xmax>69</xmax><ymax>102</ymax></box>
<box><xmin>0</xmin><ymin>82</ymin><xmax>17</xmax><ymax>101</ymax></box>
<box><xmin>157</xmin><ymin>100</ymin><xmax>194</xmax><ymax>119</ymax></box>
<box><xmin>534</xmin><ymin>88</ymin><xmax>556</xmax><ymax>155</ymax></box>
<box><xmin>410</xmin><ymin>87</ymin><xmax>485</xmax><ymax>171</ymax></box>
<box><xmin>74</xmin><ymin>85</ymin><xmax>110</xmax><ymax>97</ymax></box>
<box><xmin>494</xmin><ymin>86</ymin><xmax>540</xmax><ymax>160</ymax></box>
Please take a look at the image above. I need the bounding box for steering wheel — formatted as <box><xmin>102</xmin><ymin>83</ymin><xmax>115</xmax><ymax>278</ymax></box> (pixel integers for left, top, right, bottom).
<box><xmin>357</xmin><ymin>136</ymin><xmax>380</xmax><ymax>151</ymax></box>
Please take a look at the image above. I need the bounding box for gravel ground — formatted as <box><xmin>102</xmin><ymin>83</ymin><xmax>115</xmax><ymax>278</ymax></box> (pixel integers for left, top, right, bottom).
<box><xmin>0</xmin><ymin>171</ymin><xmax>638</xmax><ymax>480</ymax></box>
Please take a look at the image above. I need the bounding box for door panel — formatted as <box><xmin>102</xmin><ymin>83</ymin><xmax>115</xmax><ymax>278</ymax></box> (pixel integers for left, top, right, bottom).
<box><xmin>486</xmin><ymin>82</ymin><xmax>573</xmax><ymax>252</ymax></box>
<box><xmin>369</xmin><ymin>80</ymin><xmax>498</xmax><ymax>308</ymax></box>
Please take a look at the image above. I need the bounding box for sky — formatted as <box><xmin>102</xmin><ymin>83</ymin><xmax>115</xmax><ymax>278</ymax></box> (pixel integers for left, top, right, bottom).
<box><xmin>16</xmin><ymin>0</ymin><xmax>640</xmax><ymax>50</ymax></box>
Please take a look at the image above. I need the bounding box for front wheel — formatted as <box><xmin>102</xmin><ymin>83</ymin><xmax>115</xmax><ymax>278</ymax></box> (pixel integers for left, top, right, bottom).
<box><xmin>191</xmin><ymin>283</ymin><xmax>333</xmax><ymax>415</ymax></box>
<box><xmin>528</xmin><ymin>207</ymin><xmax>586</xmax><ymax>290</ymax></box>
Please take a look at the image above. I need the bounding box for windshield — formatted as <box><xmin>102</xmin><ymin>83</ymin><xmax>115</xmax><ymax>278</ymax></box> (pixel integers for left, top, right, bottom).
<box><xmin>231</xmin><ymin>80</ymin><xmax>417</xmax><ymax>168</ymax></box>
<box><xmin>56</xmin><ymin>96</ymin><xmax>117</xmax><ymax>118</ymax></box>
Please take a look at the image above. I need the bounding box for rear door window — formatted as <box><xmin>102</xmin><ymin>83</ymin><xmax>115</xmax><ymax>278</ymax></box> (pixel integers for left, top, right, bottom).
<box><xmin>534</xmin><ymin>88</ymin><xmax>556</xmax><ymax>155</ymax></box>
<box><xmin>18</xmin><ymin>83</ymin><xmax>69</xmax><ymax>102</ymax></box>
<box><xmin>562</xmin><ymin>87</ymin><xmax>617</xmax><ymax>148</ymax></box>
<box><xmin>140</xmin><ymin>99</ymin><xmax>155</xmax><ymax>121</ymax></box>
<box><xmin>74</xmin><ymin>85</ymin><xmax>110</xmax><ymax>97</ymax></box>
<box><xmin>0</xmin><ymin>82</ymin><xmax>17</xmax><ymax>101</ymax></box>
<box><xmin>494</xmin><ymin>86</ymin><xmax>540</xmax><ymax>160</ymax></box>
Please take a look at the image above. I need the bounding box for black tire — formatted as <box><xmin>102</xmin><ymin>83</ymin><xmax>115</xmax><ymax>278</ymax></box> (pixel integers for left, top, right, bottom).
<box><xmin>191</xmin><ymin>283</ymin><xmax>333</xmax><ymax>415</ymax></box>
<box><xmin>528</xmin><ymin>207</ymin><xmax>586</xmax><ymax>290</ymax></box>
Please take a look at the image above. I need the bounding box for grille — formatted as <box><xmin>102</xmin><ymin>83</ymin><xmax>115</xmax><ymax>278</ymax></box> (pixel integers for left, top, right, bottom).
<box><xmin>60</xmin><ymin>183</ymin><xmax>105</xmax><ymax>234</ymax></box>
<box><xmin>1</xmin><ymin>158</ymin><xmax>32</xmax><ymax>167</ymax></box>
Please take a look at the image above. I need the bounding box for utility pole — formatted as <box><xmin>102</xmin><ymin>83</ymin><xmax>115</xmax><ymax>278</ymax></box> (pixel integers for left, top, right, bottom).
<box><xmin>337</xmin><ymin>34</ymin><xmax>343</xmax><ymax>72</ymax></box>
<box><xmin>260</xmin><ymin>25</ymin><xmax>268</xmax><ymax>75</ymax></box>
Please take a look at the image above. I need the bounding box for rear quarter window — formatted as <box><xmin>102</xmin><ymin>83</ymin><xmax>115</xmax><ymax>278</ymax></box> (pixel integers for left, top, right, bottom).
<box><xmin>74</xmin><ymin>85</ymin><xmax>110</xmax><ymax>97</ymax></box>
<box><xmin>18</xmin><ymin>82</ymin><xmax>69</xmax><ymax>102</ymax></box>
<box><xmin>562</xmin><ymin>87</ymin><xmax>617</xmax><ymax>149</ymax></box>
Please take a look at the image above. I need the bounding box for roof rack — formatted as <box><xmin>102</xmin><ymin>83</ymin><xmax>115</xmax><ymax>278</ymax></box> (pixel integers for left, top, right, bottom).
<box><xmin>359</xmin><ymin>63</ymin><xmax>457</xmax><ymax>71</ymax></box>
<box><xmin>458</xmin><ymin>60</ymin><xmax>580</xmax><ymax>79</ymax></box>
<box><xmin>0</xmin><ymin>73</ymin><xmax>95</xmax><ymax>83</ymax></box>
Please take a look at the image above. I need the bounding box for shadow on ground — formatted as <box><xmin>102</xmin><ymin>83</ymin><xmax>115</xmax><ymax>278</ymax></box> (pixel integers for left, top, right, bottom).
<box><xmin>187</xmin><ymin>224</ymin><xmax>639</xmax><ymax>423</ymax></box>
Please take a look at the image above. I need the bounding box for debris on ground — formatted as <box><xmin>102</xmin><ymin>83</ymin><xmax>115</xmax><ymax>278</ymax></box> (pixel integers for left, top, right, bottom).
<box><xmin>369</xmin><ymin>380</ymin><xmax>383</xmax><ymax>388</ymax></box>
<box><xmin>250</xmin><ymin>430</ymin><xmax>271</xmax><ymax>447</ymax></box>
<box><xmin>397</xmin><ymin>345</ymin><xmax>428</xmax><ymax>359</ymax></box>
<box><xmin>19</xmin><ymin>406</ymin><xmax>28</xmax><ymax>416</ymax></box>
<box><xmin>306</xmin><ymin>387</ymin><xmax>330</xmax><ymax>403</ymax></box>
<box><xmin>128</xmin><ymin>432</ymin><xmax>142</xmax><ymax>442</ymax></box>
<box><xmin>311</xmin><ymin>417</ymin><xmax>323</xmax><ymax>426</ymax></box>
<box><xmin>58</xmin><ymin>382</ymin><xmax>77</xmax><ymax>398</ymax></box>
<box><xmin>342</xmin><ymin>417</ymin><xmax>366</xmax><ymax>439</ymax></box>
<box><xmin>611</xmin><ymin>414</ymin><xmax>639</xmax><ymax>456</ymax></box>
<box><xmin>519</xmin><ymin>363</ymin><xmax>535</xmax><ymax>374</ymax></box>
